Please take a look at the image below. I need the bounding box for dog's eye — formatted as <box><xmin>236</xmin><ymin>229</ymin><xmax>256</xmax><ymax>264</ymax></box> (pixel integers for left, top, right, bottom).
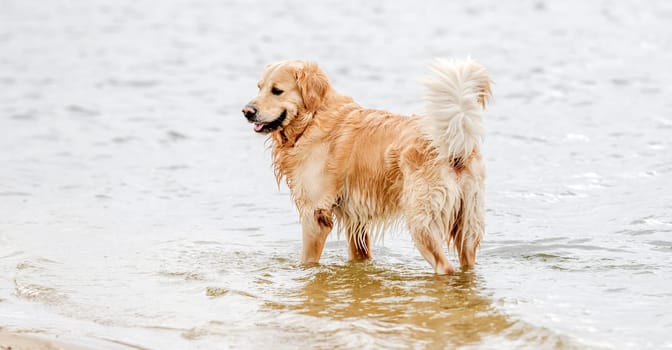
<box><xmin>271</xmin><ymin>87</ymin><xmax>284</xmax><ymax>96</ymax></box>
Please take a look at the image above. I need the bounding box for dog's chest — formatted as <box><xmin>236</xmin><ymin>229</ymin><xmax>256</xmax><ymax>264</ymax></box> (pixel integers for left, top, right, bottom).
<box><xmin>289</xmin><ymin>143</ymin><xmax>330</xmax><ymax>206</ymax></box>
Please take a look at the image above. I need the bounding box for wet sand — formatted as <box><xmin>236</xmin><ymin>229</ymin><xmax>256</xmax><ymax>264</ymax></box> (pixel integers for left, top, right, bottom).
<box><xmin>0</xmin><ymin>329</ymin><xmax>89</xmax><ymax>350</ymax></box>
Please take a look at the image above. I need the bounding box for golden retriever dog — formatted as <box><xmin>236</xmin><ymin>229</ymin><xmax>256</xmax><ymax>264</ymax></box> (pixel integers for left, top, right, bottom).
<box><xmin>242</xmin><ymin>59</ymin><xmax>491</xmax><ymax>274</ymax></box>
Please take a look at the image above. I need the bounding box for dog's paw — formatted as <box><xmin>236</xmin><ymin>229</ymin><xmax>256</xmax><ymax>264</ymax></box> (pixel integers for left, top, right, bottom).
<box><xmin>435</xmin><ymin>262</ymin><xmax>455</xmax><ymax>275</ymax></box>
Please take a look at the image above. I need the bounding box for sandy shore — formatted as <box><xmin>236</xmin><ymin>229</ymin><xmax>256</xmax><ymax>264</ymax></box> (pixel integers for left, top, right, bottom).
<box><xmin>0</xmin><ymin>329</ymin><xmax>90</xmax><ymax>350</ymax></box>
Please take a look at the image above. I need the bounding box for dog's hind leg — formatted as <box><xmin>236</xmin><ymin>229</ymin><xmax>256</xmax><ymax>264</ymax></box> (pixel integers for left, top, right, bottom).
<box><xmin>300</xmin><ymin>208</ymin><xmax>334</xmax><ymax>263</ymax></box>
<box><xmin>448</xmin><ymin>170</ymin><xmax>485</xmax><ymax>268</ymax></box>
<box><xmin>402</xmin><ymin>171</ymin><xmax>460</xmax><ymax>274</ymax></box>
<box><xmin>346</xmin><ymin>224</ymin><xmax>371</xmax><ymax>261</ymax></box>
<box><xmin>405</xmin><ymin>202</ymin><xmax>455</xmax><ymax>274</ymax></box>
<box><xmin>450</xmin><ymin>183</ymin><xmax>484</xmax><ymax>268</ymax></box>
<box><xmin>408</xmin><ymin>221</ymin><xmax>454</xmax><ymax>274</ymax></box>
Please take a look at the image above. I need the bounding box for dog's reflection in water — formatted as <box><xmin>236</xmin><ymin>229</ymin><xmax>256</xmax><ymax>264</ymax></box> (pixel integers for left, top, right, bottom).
<box><xmin>268</xmin><ymin>262</ymin><xmax>515</xmax><ymax>348</ymax></box>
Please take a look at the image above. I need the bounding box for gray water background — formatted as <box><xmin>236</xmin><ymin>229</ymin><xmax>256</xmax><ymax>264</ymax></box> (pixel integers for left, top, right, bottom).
<box><xmin>1</xmin><ymin>1</ymin><xmax>671</xmax><ymax>349</ymax></box>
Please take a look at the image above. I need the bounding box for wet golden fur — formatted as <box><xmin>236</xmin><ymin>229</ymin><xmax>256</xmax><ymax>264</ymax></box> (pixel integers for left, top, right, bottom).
<box><xmin>243</xmin><ymin>59</ymin><xmax>491</xmax><ymax>274</ymax></box>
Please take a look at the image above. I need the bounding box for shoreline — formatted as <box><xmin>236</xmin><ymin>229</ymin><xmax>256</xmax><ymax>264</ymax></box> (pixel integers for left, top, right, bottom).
<box><xmin>0</xmin><ymin>329</ymin><xmax>91</xmax><ymax>350</ymax></box>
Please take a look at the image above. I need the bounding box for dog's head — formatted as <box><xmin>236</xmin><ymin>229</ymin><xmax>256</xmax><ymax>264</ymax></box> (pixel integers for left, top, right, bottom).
<box><xmin>242</xmin><ymin>60</ymin><xmax>330</xmax><ymax>134</ymax></box>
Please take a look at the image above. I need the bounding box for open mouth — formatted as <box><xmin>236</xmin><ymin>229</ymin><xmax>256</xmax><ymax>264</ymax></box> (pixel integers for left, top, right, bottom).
<box><xmin>253</xmin><ymin>110</ymin><xmax>287</xmax><ymax>133</ymax></box>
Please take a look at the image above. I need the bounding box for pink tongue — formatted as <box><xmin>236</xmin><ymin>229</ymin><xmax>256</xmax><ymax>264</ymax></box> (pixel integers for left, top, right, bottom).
<box><xmin>254</xmin><ymin>123</ymin><xmax>264</xmax><ymax>132</ymax></box>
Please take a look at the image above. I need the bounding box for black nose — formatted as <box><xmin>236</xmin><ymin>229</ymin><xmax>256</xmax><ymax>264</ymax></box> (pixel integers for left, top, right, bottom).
<box><xmin>242</xmin><ymin>105</ymin><xmax>257</xmax><ymax>121</ymax></box>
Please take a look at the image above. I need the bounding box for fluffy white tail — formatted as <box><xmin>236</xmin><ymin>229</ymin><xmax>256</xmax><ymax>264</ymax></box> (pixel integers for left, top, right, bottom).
<box><xmin>423</xmin><ymin>58</ymin><xmax>492</xmax><ymax>162</ymax></box>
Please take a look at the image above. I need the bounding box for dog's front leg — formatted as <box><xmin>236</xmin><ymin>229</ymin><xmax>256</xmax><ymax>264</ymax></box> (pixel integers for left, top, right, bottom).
<box><xmin>346</xmin><ymin>226</ymin><xmax>372</xmax><ymax>261</ymax></box>
<box><xmin>300</xmin><ymin>208</ymin><xmax>334</xmax><ymax>263</ymax></box>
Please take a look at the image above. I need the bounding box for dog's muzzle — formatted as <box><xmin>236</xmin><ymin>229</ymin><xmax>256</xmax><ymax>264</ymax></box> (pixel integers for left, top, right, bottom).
<box><xmin>242</xmin><ymin>105</ymin><xmax>287</xmax><ymax>133</ymax></box>
<box><xmin>242</xmin><ymin>105</ymin><xmax>258</xmax><ymax>121</ymax></box>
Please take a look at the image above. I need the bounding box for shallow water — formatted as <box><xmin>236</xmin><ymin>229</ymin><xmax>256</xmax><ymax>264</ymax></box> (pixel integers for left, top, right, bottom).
<box><xmin>1</xmin><ymin>1</ymin><xmax>672</xmax><ymax>349</ymax></box>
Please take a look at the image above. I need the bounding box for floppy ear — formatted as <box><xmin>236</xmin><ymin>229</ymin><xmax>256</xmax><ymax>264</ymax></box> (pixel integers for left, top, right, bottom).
<box><xmin>295</xmin><ymin>62</ymin><xmax>330</xmax><ymax>112</ymax></box>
